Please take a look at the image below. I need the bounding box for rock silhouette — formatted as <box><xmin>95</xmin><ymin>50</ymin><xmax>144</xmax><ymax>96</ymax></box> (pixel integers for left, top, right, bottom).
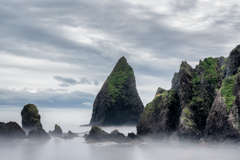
<box><xmin>90</xmin><ymin>56</ymin><xmax>144</xmax><ymax>126</ymax></box>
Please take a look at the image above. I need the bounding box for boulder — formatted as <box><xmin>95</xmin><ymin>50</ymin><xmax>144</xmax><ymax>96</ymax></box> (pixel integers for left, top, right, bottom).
<box><xmin>90</xmin><ymin>56</ymin><xmax>144</xmax><ymax>126</ymax></box>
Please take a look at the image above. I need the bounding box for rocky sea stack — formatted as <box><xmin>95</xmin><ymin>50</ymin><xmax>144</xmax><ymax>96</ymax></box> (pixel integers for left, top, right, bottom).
<box><xmin>90</xmin><ymin>56</ymin><xmax>144</xmax><ymax>126</ymax></box>
<box><xmin>137</xmin><ymin>45</ymin><xmax>240</xmax><ymax>145</ymax></box>
<box><xmin>21</xmin><ymin>104</ymin><xmax>42</xmax><ymax>132</ymax></box>
<box><xmin>21</xmin><ymin>104</ymin><xmax>50</xmax><ymax>139</ymax></box>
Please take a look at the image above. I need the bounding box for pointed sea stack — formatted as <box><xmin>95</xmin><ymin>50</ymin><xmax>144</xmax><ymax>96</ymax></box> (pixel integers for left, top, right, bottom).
<box><xmin>90</xmin><ymin>56</ymin><xmax>144</xmax><ymax>126</ymax></box>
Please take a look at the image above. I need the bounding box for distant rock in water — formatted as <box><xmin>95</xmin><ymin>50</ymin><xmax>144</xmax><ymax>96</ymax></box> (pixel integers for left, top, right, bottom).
<box><xmin>49</xmin><ymin>124</ymin><xmax>62</xmax><ymax>137</ymax></box>
<box><xmin>90</xmin><ymin>56</ymin><xmax>144</xmax><ymax>126</ymax></box>
<box><xmin>66</xmin><ymin>131</ymin><xmax>79</xmax><ymax>138</ymax></box>
<box><xmin>85</xmin><ymin>126</ymin><xmax>141</xmax><ymax>143</ymax></box>
<box><xmin>21</xmin><ymin>104</ymin><xmax>42</xmax><ymax>132</ymax></box>
<box><xmin>0</xmin><ymin>122</ymin><xmax>26</xmax><ymax>140</ymax></box>
<box><xmin>28</xmin><ymin>128</ymin><xmax>51</xmax><ymax>139</ymax></box>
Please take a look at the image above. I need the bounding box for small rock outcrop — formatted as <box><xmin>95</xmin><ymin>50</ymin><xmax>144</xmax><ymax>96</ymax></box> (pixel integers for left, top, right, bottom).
<box><xmin>0</xmin><ymin>122</ymin><xmax>26</xmax><ymax>139</ymax></box>
<box><xmin>85</xmin><ymin>126</ymin><xmax>140</xmax><ymax>143</ymax></box>
<box><xmin>21</xmin><ymin>104</ymin><xmax>42</xmax><ymax>132</ymax></box>
<box><xmin>49</xmin><ymin>124</ymin><xmax>62</xmax><ymax>137</ymax></box>
<box><xmin>28</xmin><ymin>128</ymin><xmax>51</xmax><ymax>139</ymax></box>
<box><xmin>65</xmin><ymin>131</ymin><xmax>79</xmax><ymax>139</ymax></box>
<box><xmin>90</xmin><ymin>57</ymin><xmax>144</xmax><ymax>126</ymax></box>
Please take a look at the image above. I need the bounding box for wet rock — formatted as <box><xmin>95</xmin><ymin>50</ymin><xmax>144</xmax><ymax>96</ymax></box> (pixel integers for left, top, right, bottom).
<box><xmin>90</xmin><ymin>56</ymin><xmax>144</xmax><ymax>126</ymax></box>
<box><xmin>0</xmin><ymin>122</ymin><xmax>26</xmax><ymax>140</ymax></box>
<box><xmin>21</xmin><ymin>104</ymin><xmax>42</xmax><ymax>132</ymax></box>
<box><xmin>28</xmin><ymin>128</ymin><xmax>51</xmax><ymax>140</ymax></box>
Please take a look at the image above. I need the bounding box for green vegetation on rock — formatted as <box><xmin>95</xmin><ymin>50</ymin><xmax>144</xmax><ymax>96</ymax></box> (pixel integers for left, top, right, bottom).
<box><xmin>221</xmin><ymin>75</ymin><xmax>236</xmax><ymax>111</ymax></box>
<box><xmin>201</xmin><ymin>57</ymin><xmax>220</xmax><ymax>87</ymax></box>
<box><xmin>144</xmin><ymin>90</ymin><xmax>177</xmax><ymax>117</ymax></box>
<box><xmin>190</xmin><ymin>57</ymin><xmax>221</xmax><ymax>107</ymax></box>
<box><xmin>182</xmin><ymin>107</ymin><xmax>193</xmax><ymax>126</ymax></box>
<box><xmin>108</xmin><ymin>57</ymin><xmax>133</xmax><ymax>103</ymax></box>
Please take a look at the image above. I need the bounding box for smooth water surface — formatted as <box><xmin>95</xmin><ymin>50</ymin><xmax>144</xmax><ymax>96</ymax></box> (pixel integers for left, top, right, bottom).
<box><xmin>0</xmin><ymin>108</ymin><xmax>240</xmax><ymax>160</ymax></box>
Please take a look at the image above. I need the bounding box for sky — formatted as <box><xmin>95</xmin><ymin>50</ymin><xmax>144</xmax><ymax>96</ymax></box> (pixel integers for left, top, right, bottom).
<box><xmin>0</xmin><ymin>0</ymin><xmax>239</xmax><ymax>108</ymax></box>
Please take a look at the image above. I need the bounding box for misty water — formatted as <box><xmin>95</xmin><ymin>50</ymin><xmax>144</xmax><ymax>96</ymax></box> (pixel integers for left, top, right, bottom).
<box><xmin>1</xmin><ymin>107</ymin><xmax>240</xmax><ymax>160</ymax></box>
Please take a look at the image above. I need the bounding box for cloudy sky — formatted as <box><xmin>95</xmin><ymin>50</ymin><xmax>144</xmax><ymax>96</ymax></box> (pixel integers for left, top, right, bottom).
<box><xmin>0</xmin><ymin>0</ymin><xmax>239</xmax><ymax>108</ymax></box>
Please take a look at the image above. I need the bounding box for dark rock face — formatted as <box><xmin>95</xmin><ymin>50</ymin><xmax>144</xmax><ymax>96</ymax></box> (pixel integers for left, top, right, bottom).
<box><xmin>218</xmin><ymin>56</ymin><xmax>226</xmax><ymax>67</ymax></box>
<box><xmin>0</xmin><ymin>122</ymin><xmax>26</xmax><ymax>139</ymax></box>
<box><xmin>49</xmin><ymin>124</ymin><xmax>62</xmax><ymax>136</ymax></box>
<box><xmin>21</xmin><ymin>104</ymin><xmax>42</xmax><ymax>132</ymax></box>
<box><xmin>136</xmin><ymin>46</ymin><xmax>237</xmax><ymax>144</ymax></box>
<box><xmin>204</xmin><ymin>91</ymin><xmax>240</xmax><ymax>144</ymax></box>
<box><xmin>223</xmin><ymin>45</ymin><xmax>240</xmax><ymax>78</ymax></box>
<box><xmin>204</xmin><ymin>71</ymin><xmax>240</xmax><ymax>144</ymax></box>
<box><xmin>178</xmin><ymin>58</ymin><xmax>222</xmax><ymax>141</ymax></box>
<box><xmin>137</xmin><ymin>90</ymin><xmax>181</xmax><ymax>140</ymax></box>
<box><xmin>90</xmin><ymin>57</ymin><xmax>144</xmax><ymax>126</ymax></box>
<box><xmin>171</xmin><ymin>72</ymin><xmax>179</xmax><ymax>91</ymax></box>
<box><xmin>28</xmin><ymin>128</ymin><xmax>51</xmax><ymax>139</ymax></box>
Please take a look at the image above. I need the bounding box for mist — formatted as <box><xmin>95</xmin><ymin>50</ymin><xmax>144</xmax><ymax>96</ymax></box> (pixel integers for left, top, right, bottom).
<box><xmin>0</xmin><ymin>108</ymin><xmax>240</xmax><ymax>160</ymax></box>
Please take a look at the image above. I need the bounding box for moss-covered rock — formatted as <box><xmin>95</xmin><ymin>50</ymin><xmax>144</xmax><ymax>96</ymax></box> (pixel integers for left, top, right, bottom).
<box><xmin>90</xmin><ymin>56</ymin><xmax>144</xmax><ymax>126</ymax></box>
<box><xmin>21</xmin><ymin>104</ymin><xmax>42</xmax><ymax>132</ymax></box>
<box><xmin>137</xmin><ymin>89</ymin><xmax>181</xmax><ymax>140</ymax></box>
<box><xmin>204</xmin><ymin>71</ymin><xmax>240</xmax><ymax>144</ymax></box>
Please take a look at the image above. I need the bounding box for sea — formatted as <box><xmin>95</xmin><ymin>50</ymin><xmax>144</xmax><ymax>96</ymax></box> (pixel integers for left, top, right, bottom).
<box><xmin>0</xmin><ymin>107</ymin><xmax>240</xmax><ymax>160</ymax></box>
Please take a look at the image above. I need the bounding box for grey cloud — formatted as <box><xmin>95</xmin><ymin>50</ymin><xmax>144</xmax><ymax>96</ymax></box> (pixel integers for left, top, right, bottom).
<box><xmin>0</xmin><ymin>0</ymin><xmax>235</xmax><ymax>66</ymax></box>
<box><xmin>79</xmin><ymin>77</ymin><xmax>91</xmax><ymax>85</ymax></box>
<box><xmin>170</xmin><ymin>0</ymin><xmax>198</xmax><ymax>12</ymax></box>
<box><xmin>54</xmin><ymin>76</ymin><xmax>97</xmax><ymax>87</ymax></box>
<box><xmin>54</xmin><ymin>76</ymin><xmax>79</xmax><ymax>85</ymax></box>
<box><xmin>93</xmin><ymin>80</ymin><xmax>99</xmax><ymax>86</ymax></box>
<box><xmin>0</xmin><ymin>88</ymin><xmax>95</xmax><ymax>108</ymax></box>
<box><xmin>0</xmin><ymin>0</ymin><xmax>239</xmax><ymax>105</ymax></box>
